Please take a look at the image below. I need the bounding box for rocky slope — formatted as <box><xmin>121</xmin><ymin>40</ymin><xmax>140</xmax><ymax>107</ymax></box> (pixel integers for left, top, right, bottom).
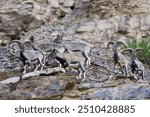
<box><xmin>0</xmin><ymin>0</ymin><xmax>150</xmax><ymax>100</ymax></box>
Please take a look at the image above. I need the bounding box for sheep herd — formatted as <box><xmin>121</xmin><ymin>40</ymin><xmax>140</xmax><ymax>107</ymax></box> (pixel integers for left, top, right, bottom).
<box><xmin>9</xmin><ymin>34</ymin><xmax>145</xmax><ymax>82</ymax></box>
<box><xmin>9</xmin><ymin>34</ymin><xmax>91</xmax><ymax>81</ymax></box>
<box><xmin>107</xmin><ymin>41</ymin><xmax>144</xmax><ymax>80</ymax></box>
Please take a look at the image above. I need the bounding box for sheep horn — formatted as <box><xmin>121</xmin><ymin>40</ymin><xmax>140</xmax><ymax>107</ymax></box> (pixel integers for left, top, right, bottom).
<box><xmin>9</xmin><ymin>40</ymin><xmax>21</xmax><ymax>57</ymax></box>
<box><xmin>135</xmin><ymin>48</ymin><xmax>144</xmax><ymax>53</ymax></box>
<box><xmin>9</xmin><ymin>40</ymin><xmax>22</xmax><ymax>49</ymax></box>
<box><xmin>9</xmin><ymin>40</ymin><xmax>21</xmax><ymax>45</ymax></box>
<box><xmin>107</xmin><ymin>41</ymin><xmax>115</xmax><ymax>49</ymax></box>
<box><xmin>121</xmin><ymin>48</ymin><xmax>133</xmax><ymax>54</ymax></box>
<box><xmin>116</xmin><ymin>41</ymin><xmax>126</xmax><ymax>48</ymax></box>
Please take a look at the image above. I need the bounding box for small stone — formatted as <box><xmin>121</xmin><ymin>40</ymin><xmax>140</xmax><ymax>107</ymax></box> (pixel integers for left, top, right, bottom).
<box><xmin>64</xmin><ymin>0</ymin><xmax>74</xmax><ymax>7</ymax></box>
<box><xmin>50</xmin><ymin>0</ymin><xmax>59</xmax><ymax>8</ymax></box>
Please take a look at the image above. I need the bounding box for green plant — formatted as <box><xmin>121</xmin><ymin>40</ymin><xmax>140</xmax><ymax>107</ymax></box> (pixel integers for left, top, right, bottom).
<box><xmin>129</xmin><ymin>39</ymin><xmax>138</xmax><ymax>49</ymax></box>
<box><xmin>128</xmin><ymin>38</ymin><xmax>150</xmax><ymax>65</ymax></box>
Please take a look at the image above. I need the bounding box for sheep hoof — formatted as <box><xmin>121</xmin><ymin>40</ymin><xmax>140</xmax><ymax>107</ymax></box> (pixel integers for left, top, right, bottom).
<box><xmin>82</xmin><ymin>77</ymin><xmax>86</xmax><ymax>82</ymax></box>
<box><xmin>133</xmin><ymin>75</ymin><xmax>138</xmax><ymax>80</ymax></box>
<box><xmin>23</xmin><ymin>70</ymin><xmax>26</xmax><ymax>74</ymax></box>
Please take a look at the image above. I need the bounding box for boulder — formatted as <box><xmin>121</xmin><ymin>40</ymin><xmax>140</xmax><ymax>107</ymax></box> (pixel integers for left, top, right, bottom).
<box><xmin>0</xmin><ymin>73</ymin><xmax>77</xmax><ymax>99</ymax></box>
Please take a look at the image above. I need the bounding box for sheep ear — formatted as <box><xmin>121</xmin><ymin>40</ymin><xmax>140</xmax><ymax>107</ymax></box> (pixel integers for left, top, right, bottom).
<box><xmin>52</xmin><ymin>49</ymin><xmax>58</xmax><ymax>54</ymax></box>
<box><xmin>64</xmin><ymin>47</ymin><xmax>69</xmax><ymax>53</ymax></box>
<box><xmin>29</xmin><ymin>36</ymin><xmax>34</xmax><ymax>42</ymax></box>
<box><xmin>121</xmin><ymin>48</ymin><xmax>133</xmax><ymax>55</ymax></box>
<box><xmin>9</xmin><ymin>40</ymin><xmax>21</xmax><ymax>45</ymax></box>
<box><xmin>107</xmin><ymin>41</ymin><xmax>115</xmax><ymax>49</ymax></box>
<box><xmin>117</xmin><ymin>41</ymin><xmax>126</xmax><ymax>48</ymax></box>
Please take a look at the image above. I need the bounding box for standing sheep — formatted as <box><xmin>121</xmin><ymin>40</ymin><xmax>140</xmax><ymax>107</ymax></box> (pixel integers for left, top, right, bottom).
<box><xmin>107</xmin><ymin>41</ymin><xmax>129</xmax><ymax>76</ymax></box>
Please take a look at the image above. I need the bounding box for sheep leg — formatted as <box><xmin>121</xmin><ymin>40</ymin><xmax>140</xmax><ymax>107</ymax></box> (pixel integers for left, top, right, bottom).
<box><xmin>23</xmin><ymin>65</ymin><xmax>27</xmax><ymax>74</ymax></box>
<box><xmin>124</xmin><ymin>65</ymin><xmax>128</xmax><ymax>76</ymax></box>
<box><xmin>133</xmin><ymin>70</ymin><xmax>139</xmax><ymax>80</ymax></box>
<box><xmin>84</xmin><ymin>52</ymin><xmax>90</xmax><ymax>67</ymax></box>
<box><xmin>75</xmin><ymin>68</ymin><xmax>81</xmax><ymax>80</ymax></box>
<box><xmin>22</xmin><ymin>61</ymin><xmax>30</xmax><ymax>74</ymax></box>
<box><xmin>38</xmin><ymin>62</ymin><xmax>44</xmax><ymax>71</ymax></box>
<box><xmin>113</xmin><ymin>63</ymin><xmax>118</xmax><ymax>74</ymax></box>
<box><xmin>137</xmin><ymin>69</ymin><xmax>144</xmax><ymax>80</ymax></box>
<box><xmin>34</xmin><ymin>64</ymin><xmax>40</xmax><ymax>72</ymax></box>
<box><xmin>39</xmin><ymin>62</ymin><xmax>44</xmax><ymax>71</ymax></box>
<box><xmin>39</xmin><ymin>54</ymin><xmax>45</xmax><ymax>71</ymax></box>
<box><xmin>59</xmin><ymin>63</ymin><xmax>62</xmax><ymax>68</ymax></box>
<box><xmin>79</xmin><ymin>62</ymin><xmax>86</xmax><ymax>81</ymax></box>
<box><xmin>140</xmin><ymin>69</ymin><xmax>143</xmax><ymax>80</ymax></box>
<box><xmin>78</xmin><ymin>70</ymin><xmax>82</xmax><ymax>79</ymax></box>
<box><xmin>82</xmin><ymin>52</ymin><xmax>89</xmax><ymax>67</ymax></box>
<box><xmin>118</xmin><ymin>62</ymin><xmax>128</xmax><ymax>76</ymax></box>
<box><xmin>87</xmin><ymin>57</ymin><xmax>91</xmax><ymax>66</ymax></box>
<box><xmin>133</xmin><ymin>73</ymin><xmax>138</xmax><ymax>79</ymax></box>
<box><xmin>133</xmin><ymin>74</ymin><xmax>136</xmax><ymax>79</ymax></box>
<box><xmin>34</xmin><ymin>59</ymin><xmax>41</xmax><ymax>72</ymax></box>
<box><xmin>75</xmin><ymin>63</ymin><xmax>84</xmax><ymax>80</ymax></box>
<box><xmin>141</xmin><ymin>71</ymin><xmax>144</xmax><ymax>80</ymax></box>
<box><xmin>119</xmin><ymin>68</ymin><xmax>124</xmax><ymax>74</ymax></box>
<box><xmin>40</xmin><ymin>65</ymin><xmax>44</xmax><ymax>71</ymax></box>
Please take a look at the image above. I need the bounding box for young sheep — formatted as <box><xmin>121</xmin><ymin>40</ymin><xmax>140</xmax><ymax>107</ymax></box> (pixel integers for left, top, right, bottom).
<box><xmin>122</xmin><ymin>48</ymin><xmax>144</xmax><ymax>79</ymax></box>
<box><xmin>28</xmin><ymin>36</ymin><xmax>66</xmax><ymax>57</ymax></box>
<box><xmin>29</xmin><ymin>36</ymin><xmax>65</xmax><ymax>53</ymax></box>
<box><xmin>9</xmin><ymin>40</ymin><xmax>45</xmax><ymax>73</ymax></box>
<box><xmin>54</xmin><ymin>37</ymin><xmax>91</xmax><ymax>67</ymax></box>
<box><xmin>66</xmin><ymin>43</ymin><xmax>91</xmax><ymax>67</ymax></box>
<box><xmin>107</xmin><ymin>41</ymin><xmax>129</xmax><ymax>76</ymax></box>
<box><xmin>52</xmin><ymin>49</ymin><xmax>86</xmax><ymax>81</ymax></box>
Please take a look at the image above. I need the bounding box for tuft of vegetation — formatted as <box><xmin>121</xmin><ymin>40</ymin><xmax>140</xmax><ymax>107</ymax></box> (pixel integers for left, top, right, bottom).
<box><xmin>128</xmin><ymin>38</ymin><xmax>150</xmax><ymax>66</ymax></box>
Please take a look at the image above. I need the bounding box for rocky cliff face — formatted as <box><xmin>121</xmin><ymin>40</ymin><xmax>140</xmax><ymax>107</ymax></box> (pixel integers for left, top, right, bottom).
<box><xmin>0</xmin><ymin>0</ymin><xmax>150</xmax><ymax>100</ymax></box>
<box><xmin>1</xmin><ymin>0</ymin><xmax>150</xmax><ymax>42</ymax></box>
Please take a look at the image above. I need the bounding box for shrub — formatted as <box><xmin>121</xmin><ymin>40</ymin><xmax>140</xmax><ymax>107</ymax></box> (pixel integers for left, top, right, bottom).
<box><xmin>128</xmin><ymin>38</ymin><xmax>150</xmax><ymax>66</ymax></box>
